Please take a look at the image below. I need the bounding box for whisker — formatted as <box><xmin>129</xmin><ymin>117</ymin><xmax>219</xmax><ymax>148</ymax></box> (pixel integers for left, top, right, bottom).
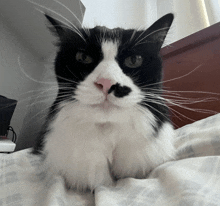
<box><xmin>164</xmin><ymin>90</ymin><xmax>220</xmax><ymax>96</ymax></box>
<box><xmin>140</xmin><ymin>97</ymin><xmax>196</xmax><ymax>127</ymax></box>
<box><xmin>139</xmin><ymin>102</ymin><xmax>169</xmax><ymax>120</ymax></box>
<box><xmin>0</xmin><ymin>102</ymin><xmax>18</xmax><ymax>112</ymax></box>
<box><xmin>161</xmin><ymin>93</ymin><xmax>218</xmax><ymax>102</ymax></box>
<box><xmin>166</xmin><ymin>97</ymin><xmax>218</xmax><ymax>105</ymax></box>
<box><xmin>144</xmin><ymin>64</ymin><xmax>203</xmax><ymax>87</ymax></box>
<box><xmin>18</xmin><ymin>56</ymin><xmax>57</xmax><ymax>85</ymax></box>
<box><xmin>167</xmin><ymin>99</ymin><xmax>218</xmax><ymax>114</ymax></box>
<box><xmin>133</xmin><ymin>28</ymin><xmax>147</xmax><ymax>43</ymax></box>
<box><xmin>53</xmin><ymin>0</ymin><xmax>90</xmax><ymax>37</ymax></box>
<box><xmin>56</xmin><ymin>75</ymin><xmax>79</xmax><ymax>85</ymax></box>
<box><xmin>66</xmin><ymin>66</ymin><xmax>79</xmax><ymax>80</ymax></box>
<box><xmin>142</xmin><ymin>97</ymin><xmax>168</xmax><ymax>108</ymax></box>
<box><xmin>129</xmin><ymin>70</ymin><xmax>141</xmax><ymax>83</ymax></box>
<box><xmin>29</xmin><ymin>93</ymin><xmax>73</xmax><ymax>106</ymax></box>
<box><xmin>35</xmin><ymin>7</ymin><xmax>86</xmax><ymax>41</ymax></box>
<box><xmin>28</xmin><ymin>0</ymin><xmax>86</xmax><ymax>41</ymax></box>
<box><xmin>47</xmin><ymin>24</ymin><xmax>83</xmax><ymax>38</ymax></box>
<box><xmin>25</xmin><ymin>97</ymin><xmax>77</xmax><ymax>123</ymax></box>
<box><xmin>134</xmin><ymin>27</ymin><xmax>170</xmax><ymax>47</ymax></box>
<box><xmin>28</xmin><ymin>1</ymin><xmax>72</xmax><ymax>27</ymax></box>
<box><xmin>128</xmin><ymin>28</ymin><xmax>139</xmax><ymax>43</ymax></box>
<box><xmin>0</xmin><ymin>87</ymin><xmax>65</xmax><ymax>112</ymax></box>
<box><xmin>0</xmin><ymin>86</ymin><xmax>74</xmax><ymax>112</ymax></box>
<box><xmin>53</xmin><ymin>0</ymin><xmax>82</xmax><ymax>26</ymax></box>
<box><xmin>168</xmin><ymin>107</ymin><xmax>196</xmax><ymax>123</ymax></box>
<box><xmin>143</xmin><ymin>91</ymin><xmax>218</xmax><ymax>109</ymax></box>
<box><xmin>141</xmin><ymin>90</ymin><xmax>218</xmax><ymax>126</ymax></box>
<box><xmin>135</xmin><ymin>104</ymin><xmax>169</xmax><ymax>125</ymax></box>
<box><xmin>17</xmin><ymin>86</ymin><xmax>58</xmax><ymax>96</ymax></box>
<box><xmin>138</xmin><ymin>104</ymin><xmax>180</xmax><ymax>126</ymax></box>
<box><xmin>140</xmin><ymin>87</ymin><xmax>220</xmax><ymax>104</ymax></box>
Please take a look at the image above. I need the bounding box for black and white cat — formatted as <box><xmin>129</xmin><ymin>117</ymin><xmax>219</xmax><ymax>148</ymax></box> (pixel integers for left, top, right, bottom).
<box><xmin>33</xmin><ymin>13</ymin><xmax>176</xmax><ymax>191</ymax></box>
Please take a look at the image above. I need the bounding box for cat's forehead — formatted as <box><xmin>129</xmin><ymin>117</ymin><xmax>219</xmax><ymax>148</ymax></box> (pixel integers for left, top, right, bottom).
<box><xmin>89</xmin><ymin>26</ymin><xmax>123</xmax><ymax>40</ymax></box>
<box><xmin>86</xmin><ymin>26</ymin><xmax>143</xmax><ymax>46</ymax></box>
<box><xmin>93</xmin><ymin>26</ymin><xmax>110</xmax><ymax>32</ymax></box>
<box><xmin>92</xmin><ymin>26</ymin><xmax>122</xmax><ymax>33</ymax></box>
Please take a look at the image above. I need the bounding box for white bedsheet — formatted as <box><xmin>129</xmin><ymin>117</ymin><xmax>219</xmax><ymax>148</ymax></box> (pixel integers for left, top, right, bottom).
<box><xmin>1</xmin><ymin>114</ymin><xmax>220</xmax><ymax>205</ymax></box>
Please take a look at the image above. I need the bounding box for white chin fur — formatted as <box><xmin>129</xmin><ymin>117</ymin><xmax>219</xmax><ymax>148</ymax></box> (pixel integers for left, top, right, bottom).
<box><xmin>43</xmin><ymin>101</ymin><xmax>176</xmax><ymax>191</ymax></box>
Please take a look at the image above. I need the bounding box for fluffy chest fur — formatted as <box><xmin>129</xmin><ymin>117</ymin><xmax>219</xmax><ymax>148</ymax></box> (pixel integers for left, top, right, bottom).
<box><xmin>33</xmin><ymin>13</ymin><xmax>176</xmax><ymax>191</ymax></box>
<box><xmin>44</xmin><ymin>101</ymin><xmax>175</xmax><ymax>190</ymax></box>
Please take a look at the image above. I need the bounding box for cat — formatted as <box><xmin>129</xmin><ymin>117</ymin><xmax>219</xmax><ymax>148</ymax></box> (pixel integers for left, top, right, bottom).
<box><xmin>32</xmin><ymin>13</ymin><xmax>176</xmax><ymax>191</ymax></box>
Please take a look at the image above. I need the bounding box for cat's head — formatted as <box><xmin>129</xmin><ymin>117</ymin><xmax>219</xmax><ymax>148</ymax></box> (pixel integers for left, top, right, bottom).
<box><xmin>46</xmin><ymin>13</ymin><xmax>174</xmax><ymax>125</ymax></box>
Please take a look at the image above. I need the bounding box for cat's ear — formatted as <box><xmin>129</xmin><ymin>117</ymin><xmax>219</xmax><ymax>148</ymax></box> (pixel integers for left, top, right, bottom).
<box><xmin>45</xmin><ymin>14</ymin><xmax>69</xmax><ymax>39</ymax></box>
<box><xmin>146</xmin><ymin>13</ymin><xmax>174</xmax><ymax>50</ymax></box>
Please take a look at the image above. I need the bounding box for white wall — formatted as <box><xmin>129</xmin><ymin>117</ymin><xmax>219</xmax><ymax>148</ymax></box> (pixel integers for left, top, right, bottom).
<box><xmin>81</xmin><ymin>0</ymin><xmax>157</xmax><ymax>29</ymax></box>
<box><xmin>81</xmin><ymin>0</ymin><xmax>216</xmax><ymax>46</ymax></box>
<box><xmin>80</xmin><ymin>0</ymin><xmax>176</xmax><ymax>47</ymax></box>
<box><xmin>0</xmin><ymin>18</ymin><xmax>47</xmax><ymax>149</ymax></box>
<box><xmin>205</xmin><ymin>0</ymin><xmax>220</xmax><ymax>25</ymax></box>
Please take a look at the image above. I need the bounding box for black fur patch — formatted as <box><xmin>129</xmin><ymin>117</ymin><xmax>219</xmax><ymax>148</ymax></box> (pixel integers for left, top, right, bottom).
<box><xmin>108</xmin><ymin>83</ymin><xmax>132</xmax><ymax>98</ymax></box>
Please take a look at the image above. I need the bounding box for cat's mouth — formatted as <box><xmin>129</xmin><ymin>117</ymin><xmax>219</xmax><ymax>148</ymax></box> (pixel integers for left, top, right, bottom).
<box><xmin>91</xmin><ymin>99</ymin><xmax>119</xmax><ymax>111</ymax></box>
<box><xmin>90</xmin><ymin>82</ymin><xmax>132</xmax><ymax>110</ymax></box>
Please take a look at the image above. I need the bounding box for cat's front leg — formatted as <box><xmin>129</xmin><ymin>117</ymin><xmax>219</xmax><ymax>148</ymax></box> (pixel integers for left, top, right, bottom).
<box><xmin>111</xmin><ymin>123</ymin><xmax>176</xmax><ymax>179</ymax></box>
<box><xmin>45</xmin><ymin>151</ymin><xmax>114</xmax><ymax>191</ymax></box>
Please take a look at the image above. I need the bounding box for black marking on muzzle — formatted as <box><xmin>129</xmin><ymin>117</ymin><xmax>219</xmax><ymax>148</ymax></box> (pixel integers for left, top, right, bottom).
<box><xmin>108</xmin><ymin>83</ymin><xmax>132</xmax><ymax>98</ymax></box>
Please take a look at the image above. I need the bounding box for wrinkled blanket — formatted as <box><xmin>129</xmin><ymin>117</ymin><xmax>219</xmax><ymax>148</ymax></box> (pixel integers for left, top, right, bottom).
<box><xmin>1</xmin><ymin>114</ymin><xmax>220</xmax><ymax>206</ymax></box>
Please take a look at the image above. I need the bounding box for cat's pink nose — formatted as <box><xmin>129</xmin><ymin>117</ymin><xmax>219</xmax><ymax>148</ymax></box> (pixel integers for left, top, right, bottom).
<box><xmin>95</xmin><ymin>78</ymin><xmax>112</xmax><ymax>94</ymax></box>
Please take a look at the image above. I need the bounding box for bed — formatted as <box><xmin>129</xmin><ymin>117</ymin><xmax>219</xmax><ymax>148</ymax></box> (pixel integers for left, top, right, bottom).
<box><xmin>1</xmin><ymin>113</ymin><xmax>220</xmax><ymax>205</ymax></box>
<box><xmin>1</xmin><ymin>19</ymin><xmax>220</xmax><ymax>206</ymax></box>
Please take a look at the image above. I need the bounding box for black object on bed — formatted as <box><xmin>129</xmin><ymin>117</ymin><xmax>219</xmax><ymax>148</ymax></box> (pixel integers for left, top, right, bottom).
<box><xmin>0</xmin><ymin>95</ymin><xmax>17</xmax><ymax>136</ymax></box>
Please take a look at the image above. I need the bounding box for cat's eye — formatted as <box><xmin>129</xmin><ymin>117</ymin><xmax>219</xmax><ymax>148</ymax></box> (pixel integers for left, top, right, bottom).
<box><xmin>76</xmin><ymin>51</ymin><xmax>93</xmax><ymax>64</ymax></box>
<box><xmin>124</xmin><ymin>55</ymin><xmax>143</xmax><ymax>68</ymax></box>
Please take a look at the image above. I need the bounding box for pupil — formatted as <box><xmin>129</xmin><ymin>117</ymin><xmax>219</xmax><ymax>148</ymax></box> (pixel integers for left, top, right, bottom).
<box><xmin>82</xmin><ymin>53</ymin><xmax>87</xmax><ymax>61</ymax></box>
<box><xmin>131</xmin><ymin>56</ymin><xmax>136</xmax><ymax>64</ymax></box>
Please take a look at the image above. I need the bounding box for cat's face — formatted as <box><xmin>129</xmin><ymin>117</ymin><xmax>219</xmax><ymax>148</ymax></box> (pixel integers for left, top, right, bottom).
<box><xmin>46</xmin><ymin>14</ymin><xmax>174</xmax><ymax>125</ymax></box>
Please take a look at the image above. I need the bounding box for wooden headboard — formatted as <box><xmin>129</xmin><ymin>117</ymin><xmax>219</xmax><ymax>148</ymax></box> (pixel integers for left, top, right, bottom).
<box><xmin>161</xmin><ymin>22</ymin><xmax>220</xmax><ymax>128</ymax></box>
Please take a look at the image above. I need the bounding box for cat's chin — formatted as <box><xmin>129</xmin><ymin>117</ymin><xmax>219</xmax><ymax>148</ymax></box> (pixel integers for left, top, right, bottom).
<box><xmin>86</xmin><ymin>100</ymin><xmax>131</xmax><ymax>124</ymax></box>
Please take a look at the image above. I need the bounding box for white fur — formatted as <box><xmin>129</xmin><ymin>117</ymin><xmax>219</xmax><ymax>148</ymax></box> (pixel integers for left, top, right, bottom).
<box><xmin>43</xmin><ymin>41</ymin><xmax>176</xmax><ymax>191</ymax></box>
